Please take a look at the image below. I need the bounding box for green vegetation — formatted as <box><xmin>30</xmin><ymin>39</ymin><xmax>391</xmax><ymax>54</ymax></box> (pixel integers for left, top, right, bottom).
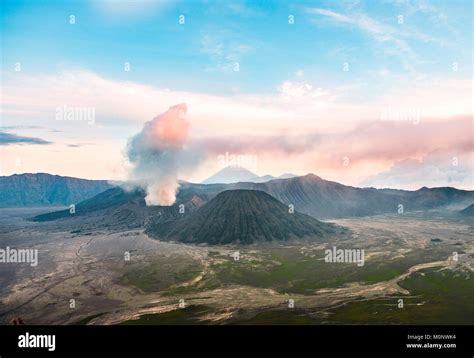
<box><xmin>324</xmin><ymin>268</ymin><xmax>474</xmax><ymax>324</ymax></box>
<box><xmin>117</xmin><ymin>255</ymin><xmax>202</xmax><ymax>293</ymax></box>
<box><xmin>169</xmin><ymin>246</ymin><xmax>454</xmax><ymax>296</ymax></box>
<box><xmin>231</xmin><ymin>310</ymin><xmax>319</xmax><ymax>325</ymax></box>
<box><xmin>120</xmin><ymin>305</ymin><xmax>211</xmax><ymax>325</ymax></box>
<box><xmin>121</xmin><ymin>267</ymin><xmax>474</xmax><ymax>325</ymax></box>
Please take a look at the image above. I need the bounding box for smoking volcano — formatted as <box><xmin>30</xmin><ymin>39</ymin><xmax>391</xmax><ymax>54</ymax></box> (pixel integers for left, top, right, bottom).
<box><xmin>126</xmin><ymin>103</ymin><xmax>199</xmax><ymax>206</ymax></box>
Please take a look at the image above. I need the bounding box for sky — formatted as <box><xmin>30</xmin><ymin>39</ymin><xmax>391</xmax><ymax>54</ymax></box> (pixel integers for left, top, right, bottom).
<box><xmin>0</xmin><ymin>0</ymin><xmax>472</xmax><ymax>189</ymax></box>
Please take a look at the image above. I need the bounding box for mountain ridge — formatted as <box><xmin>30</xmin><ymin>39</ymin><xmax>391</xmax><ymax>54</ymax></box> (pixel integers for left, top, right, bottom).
<box><xmin>0</xmin><ymin>173</ymin><xmax>114</xmax><ymax>207</ymax></box>
<box><xmin>31</xmin><ymin>173</ymin><xmax>474</xmax><ymax>226</ymax></box>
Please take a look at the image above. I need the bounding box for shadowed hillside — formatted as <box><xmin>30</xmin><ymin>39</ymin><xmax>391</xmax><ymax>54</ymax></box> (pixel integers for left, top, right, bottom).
<box><xmin>0</xmin><ymin>173</ymin><xmax>113</xmax><ymax>207</ymax></box>
<box><xmin>232</xmin><ymin>174</ymin><xmax>474</xmax><ymax>218</ymax></box>
<box><xmin>460</xmin><ymin>203</ymin><xmax>474</xmax><ymax>216</ymax></box>
<box><xmin>146</xmin><ymin>189</ymin><xmax>343</xmax><ymax>245</ymax></box>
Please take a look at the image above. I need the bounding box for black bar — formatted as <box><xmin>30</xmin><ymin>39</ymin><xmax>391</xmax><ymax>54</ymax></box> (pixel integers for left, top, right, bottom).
<box><xmin>0</xmin><ymin>325</ymin><xmax>472</xmax><ymax>355</ymax></box>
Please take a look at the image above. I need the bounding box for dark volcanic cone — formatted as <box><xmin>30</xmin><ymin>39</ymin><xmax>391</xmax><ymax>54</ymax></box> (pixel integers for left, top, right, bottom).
<box><xmin>146</xmin><ymin>189</ymin><xmax>344</xmax><ymax>245</ymax></box>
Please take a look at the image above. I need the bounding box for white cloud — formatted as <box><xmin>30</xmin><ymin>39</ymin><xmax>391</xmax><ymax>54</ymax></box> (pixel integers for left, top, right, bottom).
<box><xmin>306</xmin><ymin>6</ymin><xmax>448</xmax><ymax>72</ymax></box>
<box><xmin>0</xmin><ymin>70</ymin><xmax>356</xmax><ymax>137</ymax></box>
<box><xmin>201</xmin><ymin>34</ymin><xmax>253</xmax><ymax>72</ymax></box>
<box><xmin>1</xmin><ymin>70</ymin><xmax>471</xmax><ymax>138</ymax></box>
<box><xmin>278</xmin><ymin>81</ymin><xmax>329</xmax><ymax>101</ymax></box>
<box><xmin>387</xmin><ymin>0</ymin><xmax>448</xmax><ymax>23</ymax></box>
<box><xmin>359</xmin><ymin>150</ymin><xmax>474</xmax><ymax>190</ymax></box>
<box><xmin>1</xmin><ymin>70</ymin><xmax>472</xmax><ymax>185</ymax></box>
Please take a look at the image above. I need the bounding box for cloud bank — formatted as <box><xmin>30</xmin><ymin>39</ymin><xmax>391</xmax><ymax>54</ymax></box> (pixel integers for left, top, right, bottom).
<box><xmin>1</xmin><ymin>71</ymin><xmax>472</xmax><ymax>189</ymax></box>
<box><xmin>360</xmin><ymin>149</ymin><xmax>473</xmax><ymax>190</ymax></box>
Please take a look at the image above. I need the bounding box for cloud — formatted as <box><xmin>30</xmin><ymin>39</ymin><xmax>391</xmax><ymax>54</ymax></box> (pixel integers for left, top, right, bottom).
<box><xmin>201</xmin><ymin>33</ymin><xmax>253</xmax><ymax>72</ymax></box>
<box><xmin>196</xmin><ymin>133</ymin><xmax>321</xmax><ymax>156</ymax></box>
<box><xmin>0</xmin><ymin>131</ymin><xmax>52</xmax><ymax>146</ymax></box>
<box><xmin>387</xmin><ymin>0</ymin><xmax>448</xmax><ymax>24</ymax></box>
<box><xmin>0</xmin><ymin>70</ymin><xmax>350</xmax><ymax>137</ymax></box>
<box><xmin>307</xmin><ymin>8</ymin><xmax>395</xmax><ymax>39</ymax></box>
<box><xmin>306</xmin><ymin>8</ymin><xmax>414</xmax><ymax>72</ymax></box>
<box><xmin>278</xmin><ymin>81</ymin><xmax>329</xmax><ymax>101</ymax></box>
<box><xmin>306</xmin><ymin>6</ymin><xmax>447</xmax><ymax>72</ymax></box>
<box><xmin>126</xmin><ymin>103</ymin><xmax>203</xmax><ymax>206</ymax></box>
<box><xmin>200</xmin><ymin>115</ymin><xmax>472</xmax><ymax>161</ymax></box>
<box><xmin>0</xmin><ymin>125</ymin><xmax>44</xmax><ymax>130</ymax></box>
<box><xmin>359</xmin><ymin>149</ymin><xmax>473</xmax><ymax>190</ymax></box>
<box><xmin>327</xmin><ymin>116</ymin><xmax>473</xmax><ymax>162</ymax></box>
<box><xmin>66</xmin><ymin>143</ymin><xmax>93</xmax><ymax>148</ymax></box>
<box><xmin>3</xmin><ymin>70</ymin><xmax>470</xmax><ymax>134</ymax></box>
<box><xmin>191</xmin><ymin>114</ymin><xmax>473</xmax><ymax>190</ymax></box>
<box><xmin>1</xmin><ymin>70</ymin><xmax>472</xmax><ymax>188</ymax></box>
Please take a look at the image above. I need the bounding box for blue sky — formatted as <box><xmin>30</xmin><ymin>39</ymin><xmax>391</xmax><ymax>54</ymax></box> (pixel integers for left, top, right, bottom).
<box><xmin>1</xmin><ymin>0</ymin><xmax>471</xmax><ymax>96</ymax></box>
<box><xmin>0</xmin><ymin>0</ymin><xmax>472</xmax><ymax>189</ymax></box>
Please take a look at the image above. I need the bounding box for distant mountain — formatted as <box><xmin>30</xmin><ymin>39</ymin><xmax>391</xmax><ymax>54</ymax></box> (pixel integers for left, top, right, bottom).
<box><xmin>244</xmin><ymin>173</ymin><xmax>298</xmax><ymax>182</ymax></box>
<box><xmin>278</xmin><ymin>173</ymin><xmax>298</xmax><ymax>179</ymax></box>
<box><xmin>202</xmin><ymin>167</ymin><xmax>298</xmax><ymax>184</ymax></box>
<box><xmin>0</xmin><ymin>173</ymin><xmax>114</xmax><ymax>207</ymax></box>
<box><xmin>460</xmin><ymin>203</ymin><xmax>474</xmax><ymax>216</ymax></box>
<box><xmin>201</xmin><ymin>167</ymin><xmax>259</xmax><ymax>184</ymax></box>
<box><xmin>146</xmin><ymin>190</ymin><xmax>343</xmax><ymax>245</ymax></box>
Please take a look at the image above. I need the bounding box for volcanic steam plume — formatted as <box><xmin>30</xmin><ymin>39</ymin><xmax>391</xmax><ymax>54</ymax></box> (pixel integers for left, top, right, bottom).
<box><xmin>126</xmin><ymin>103</ymin><xmax>197</xmax><ymax>206</ymax></box>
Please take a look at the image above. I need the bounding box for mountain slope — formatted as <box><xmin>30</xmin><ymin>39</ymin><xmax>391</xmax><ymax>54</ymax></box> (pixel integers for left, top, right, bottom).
<box><xmin>32</xmin><ymin>185</ymin><xmax>206</xmax><ymax>231</ymax></box>
<box><xmin>0</xmin><ymin>173</ymin><xmax>113</xmax><ymax>207</ymax></box>
<box><xmin>460</xmin><ymin>203</ymin><xmax>474</xmax><ymax>216</ymax></box>
<box><xmin>146</xmin><ymin>189</ymin><xmax>343</xmax><ymax>245</ymax></box>
<box><xmin>248</xmin><ymin>174</ymin><xmax>275</xmax><ymax>183</ymax></box>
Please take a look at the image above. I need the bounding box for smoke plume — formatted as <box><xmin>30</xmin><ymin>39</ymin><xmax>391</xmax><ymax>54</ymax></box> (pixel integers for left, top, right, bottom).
<box><xmin>126</xmin><ymin>103</ymin><xmax>197</xmax><ymax>206</ymax></box>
